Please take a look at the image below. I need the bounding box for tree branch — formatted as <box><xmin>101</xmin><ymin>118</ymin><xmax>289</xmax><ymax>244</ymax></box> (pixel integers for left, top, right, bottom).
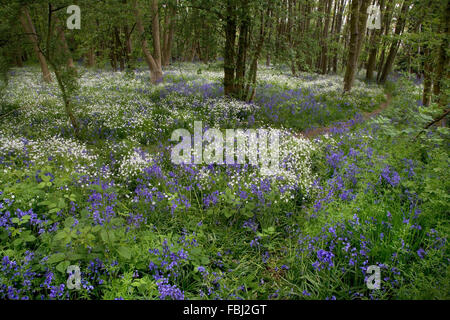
<box><xmin>413</xmin><ymin>109</ymin><xmax>450</xmax><ymax>141</ymax></box>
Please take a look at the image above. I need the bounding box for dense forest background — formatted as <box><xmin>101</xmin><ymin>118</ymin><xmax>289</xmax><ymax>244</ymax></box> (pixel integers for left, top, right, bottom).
<box><xmin>0</xmin><ymin>0</ymin><xmax>448</xmax><ymax>113</ymax></box>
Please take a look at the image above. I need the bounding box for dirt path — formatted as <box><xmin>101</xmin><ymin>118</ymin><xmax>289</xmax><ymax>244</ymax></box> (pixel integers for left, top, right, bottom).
<box><xmin>301</xmin><ymin>93</ymin><xmax>392</xmax><ymax>139</ymax></box>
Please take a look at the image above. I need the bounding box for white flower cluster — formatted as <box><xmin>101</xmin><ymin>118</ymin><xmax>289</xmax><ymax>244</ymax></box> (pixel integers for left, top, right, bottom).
<box><xmin>118</xmin><ymin>148</ymin><xmax>153</xmax><ymax>180</ymax></box>
<box><xmin>0</xmin><ymin>133</ymin><xmax>96</xmax><ymax>166</ymax></box>
<box><xmin>189</xmin><ymin>128</ymin><xmax>317</xmax><ymax>203</ymax></box>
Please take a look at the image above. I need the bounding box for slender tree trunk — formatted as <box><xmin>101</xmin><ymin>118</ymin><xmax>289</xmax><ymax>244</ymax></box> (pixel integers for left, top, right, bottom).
<box><xmin>354</xmin><ymin>0</ymin><xmax>370</xmax><ymax>77</ymax></box>
<box><xmin>87</xmin><ymin>48</ymin><xmax>96</xmax><ymax>67</ymax></box>
<box><xmin>151</xmin><ymin>0</ymin><xmax>162</xmax><ymax>79</ymax></box>
<box><xmin>15</xmin><ymin>46</ymin><xmax>23</xmax><ymax>67</ymax></box>
<box><xmin>321</xmin><ymin>0</ymin><xmax>333</xmax><ymax>74</ymax></box>
<box><xmin>110</xmin><ymin>31</ymin><xmax>118</xmax><ymax>72</ymax></box>
<box><xmin>124</xmin><ymin>25</ymin><xmax>132</xmax><ymax>55</ymax></box>
<box><xmin>328</xmin><ymin>0</ymin><xmax>338</xmax><ymax>73</ymax></box>
<box><xmin>433</xmin><ymin>0</ymin><xmax>449</xmax><ymax>109</ymax></box>
<box><xmin>366</xmin><ymin>0</ymin><xmax>386</xmax><ymax>81</ymax></box>
<box><xmin>379</xmin><ymin>0</ymin><xmax>410</xmax><ymax>84</ymax></box>
<box><xmin>224</xmin><ymin>0</ymin><xmax>237</xmax><ymax>97</ymax></box>
<box><xmin>54</xmin><ymin>17</ymin><xmax>75</xmax><ymax>70</ymax></box>
<box><xmin>333</xmin><ymin>0</ymin><xmax>345</xmax><ymax>73</ymax></box>
<box><xmin>133</xmin><ymin>0</ymin><xmax>162</xmax><ymax>83</ymax></box>
<box><xmin>422</xmin><ymin>48</ymin><xmax>433</xmax><ymax>106</ymax></box>
<box><xmin>124</xmin><ymin>25</ymin><xmax>132</xmax><ymax>68</ymax></box>
<box><xmin>301</xmin><ymin>2</ymin><xmax>313</xmax><ymax>70</ymax></box>
<box><xmin>114</xmin><ymin>26</ymin><xmax>125</xmax><ymax>71</ymax></box>
<box><xmin>235</xmin><ymin>2</ymin><xmax>249</xmax><ymax>99</ymax></box>
<box><xmin>376</xmin><ymin>0</ymin><xmax>394</xmax><ymax>82</ymax></box>
<box><xmin>19</xmin><ymin>7</ymin><xmax>52</xmax><ymax>83</ymax></box>
<box><xmin>316</xmin><ymin>0</ymin><xmax>325</xmax><ymax>71</ymax></box>
<box><xmin>162</xmin><ymin>6</ymin><xmax>176</xmax><ymax>67</ymax></box>
<box><xmin>343</xmin><ymin>0</ymin><xmax>361</xmax><ymax>92</ymax></box>
<box><xmin>245</xmin><ymin>7</ymin><xmax>270</xmax><ymax>101</ymax></box>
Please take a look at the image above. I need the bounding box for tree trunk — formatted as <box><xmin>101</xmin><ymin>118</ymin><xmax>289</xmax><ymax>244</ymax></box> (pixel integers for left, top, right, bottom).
<box><xmin>55</xmin><ymin>17</ymin><xmax>75</xmax><ymax>70</ymax></box>
<box><xmin>87</xmin><ymin>48</ymin><xmax>96</xmax><ymax>67</ymax></box>
<box><xmin>422</xmin><ymin>48</ymin><xmax>433</xmax><ymax>106</ymax></box>
<box><xmin>114</xmin><ymin>26</ymin><xmax>125</xmax><ymax>71</ymax></box>
<box><xmin>15</xmin><ymin>46</ymin><xmax>23</xmax><ymax>67</ymax></box>
<box><xmin>19</xmin><ymin>7</ymin><xmax>52</xmax><ymax>83</ymax></box>
<box><xmin>343</xmin><ymin>0</ymin><xmax>361</xmax><ymax>92</ymax></box>
<box><xmin>316</xmin><ymin>0</ymin><xmax>325</xmax><ymax>71</ymax></box>
<box><xmin>379</xmin><ymin>0</ymin><xmax>410</xmax><ymax>84</ymax></box>
<box><xmin>375</xmin><ymin>0</ymin><xmax>394</xmax><ymax>82</ymax></box>
<box><xmin>224</xmin><ymin>0</ymin><xmax>237</xmax><ymax>97</ymax></box>
<box><xmin>162</xmin><ymin>5</ymin><xmax>176</xmax><ymax>67</ymax></box>
<box><xmin>354</xmin><ymin>0</ymin><xmax>370</xmax><ymax>77</ymax></box>
<box><xmin>366</xmin><ymin>0</ymin><xmax>386</xmax><ymax>82</ymax></box>
<box><xmin>235</xmin><ymin>3</ymin><xmax>249</xmax><ymax>99</ymax></box>
<box><xmin>245</xmin><ymin>7</ymin><xmax>270</xmax><ymax>101</ymax></box>
<box><xmin>151</xmin><ymin>0</ymin><xmax>162</xmax><ymax>79</ymax></box>
<box><xmin>433</xmin><ymin>0</ymin><xmax>449</xmax><ymax>109</ymax></box>
<box><xmin>333</xmin><ymin>0</ymin><xmax>345</xmax><ymax>73</ymax></box>
<box><xmin>133</xmin><ymin>0</ymin><xmax>163</xmax><ymax>83</ymax></box>
<box><xmin>321</xmin><ymin>0</ymin><xmax>333</xmax><ymax>74</ymax></box>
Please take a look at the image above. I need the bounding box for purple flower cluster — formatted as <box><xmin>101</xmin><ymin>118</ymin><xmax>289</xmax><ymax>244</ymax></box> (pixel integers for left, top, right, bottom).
<box><xmin>312</xmin><ymin>249</ymin><xmax>335</xmax><ymax>271</ymax></box>
<box><xmin>147</xmin><ymin>236</ymin><xmax>196</xmax><ymax>300</ymax></box>
<box><xmin>379</xmin><ymin>165</ymin><xmax>401</xmax><ymax>187</ymax></box>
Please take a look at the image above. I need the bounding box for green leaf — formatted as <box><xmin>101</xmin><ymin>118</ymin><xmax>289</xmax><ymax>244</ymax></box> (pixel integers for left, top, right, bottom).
<box><xmin>64</xmin><ymin>216</ymin><xmax>75</xmax><ymax>228</ymax></box>
<box><xmin>23</xmin><ymin>234</ymin><xmax>36</xmax><ymax>242</ymax></box>
<box><xmin>48</xmin><ymin>253</ymin><xmax>66</xmax><ymax>264</ymax></box>
<box><xmin>56</xmin><ymin>260</ymin><xmax>71</xmax><ymax>273</ymax></box>
<box><xmin>88</xmin><ymin>184</ymin><xmax>103</xmax><ymax>193</ymax></box>
<box><xmin>100</xmin><ymin>229</ymin><xmax>109</xmax><ymax>243</ymax></box>
<box><xmin>242</xmin><ymin>209</ymin><xmax>253</xmax><ymax>218</ymax></box>
<box><xmin>54</xmin><ymin>231</ymin><xmax>66</xmax><ymax>241</ymax></box>
<box><xmin>117</xmin><ymin>246</ymin><xmax>132</xmax><ymax>260</ymax></box>
<box><xmin>49</xmin><ymin>208</ymin><xmax>60</xmax><ymax>214</ymax></box>
<box><xmin>58</xmin><ymin>198</ymin><xmax>66</xmax><ymax>209</ymax></box>
<box><xmin>223</xmin><ymin>208</ymin><xmax>233</xmax><ymax>218</ymax></box>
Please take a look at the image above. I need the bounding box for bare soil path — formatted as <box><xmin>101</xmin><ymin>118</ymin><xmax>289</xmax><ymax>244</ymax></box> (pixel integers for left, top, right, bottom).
<box><xmin>301</xmin><ymin>93</ymin><xmax>392</xmax><ymax>139</ymax></box>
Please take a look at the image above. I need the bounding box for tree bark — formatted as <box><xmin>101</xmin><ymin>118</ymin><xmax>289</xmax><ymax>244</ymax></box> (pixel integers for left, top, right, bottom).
<box><xmin>235</xmin><ymin>1</ymin><xmax>249</xmax><ymax>99</ymax></box>
<box><xmin>19</xmin><ymin>7</ymin><xmax>52</xmax><ymax>83</ymax></box>
<box><xmin>433</xmin><ymin>0</ymin><xmax>449</xmax><ymax>109</ymax></box>
<box><xmin>379</xmin><ymin>0</ymin><xmax>410</xmax><ymax>84</ymax></box>
<box><xmin>54</xmin><ymin>17</ymin><xmax>75</xmax><ymax>70</ymax></box>
<box><xmin>354</xmin><ymin>0</ymin><xmax>370</xmax><ymax>75</ymax></box>
<box><xmin>86</xmin><ymin>48</ymin><xmax>96</xmax><ymax>67</ymax></box>
<box><xmin>133</xmin><ymin>0</ymin><xmax>163</xmax><ymax>83</ymax></box>
<box><xmin>343</xmin><ymin>0</ymin><xmax>361</xmax><ymax>92</ymax></box>
<box><xmin>151</xmin><ymin>0</ymin><xmax>162</xmax><ymax>75</ymax></box>
<box><xmin>15</xmin><ymin>45</ymin><xmax>23</xmax><ymax>67</ymax></box>
<box><xmin>332</xmin><ymin>0</ymin><xmax>345</xmax><ymax>73</ymax></box>
<box><xmin>422</xmin><ymin>47</ymin><xmax>433</xmax><ymax>106</ymax></box>
<box><xmin>224</xmin><ymin>0</ymin><xmax>237</xmax><ymax>97</ymax></box>
<box><xmin>320</xmin><ymin>0</ymin><xmax>333</xmax><ymax>74</ymax></box>
<box><xmin>162</xmin><ymin>5</ymin><xmax>176</xmax><ymax>67</ymax></box>
<box><xmin>245</xmin><ymin>7</ymin><xmax>270</xmax><ymax>101</ymax></box>
<box><xmin>366</xmin><ymin>0</ymin><xmax>386</xmax><ymax>81</ymax></box>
